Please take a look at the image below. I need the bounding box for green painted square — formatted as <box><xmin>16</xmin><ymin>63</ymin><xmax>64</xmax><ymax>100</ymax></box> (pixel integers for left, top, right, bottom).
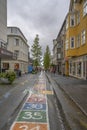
<box><xmin>17</xmin><ymin>110</ymin><xmax>47</xmax><ymax>123</ymax></box>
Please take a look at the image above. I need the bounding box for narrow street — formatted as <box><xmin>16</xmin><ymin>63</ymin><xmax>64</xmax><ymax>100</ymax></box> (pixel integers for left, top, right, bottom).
<box><xmin>0</xmin><ymin>74</ymin><xmax>40</xmax><ymax>130</ymax></box>
<box><xmin>0</xmin><ymin>72</ymin><xmax>87</xmax><ymax>130</ymax></box>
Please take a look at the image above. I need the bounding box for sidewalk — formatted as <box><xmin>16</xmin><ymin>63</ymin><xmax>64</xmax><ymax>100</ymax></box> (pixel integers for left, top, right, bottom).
<box><xmin>0</xmin><ymin>73</ymin><xmax>38</xmax><ymax>98</ymax></box>
<box><xmin>49</xmin><ymin>73</ymin><xmax>87</xmax><ymax>116</ymax></box>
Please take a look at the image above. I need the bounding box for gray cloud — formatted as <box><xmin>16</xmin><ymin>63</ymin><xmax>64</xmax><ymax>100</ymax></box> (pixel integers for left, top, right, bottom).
<box><xmin>7</xmin><ymin>0</ymin><xmax>70</xmax><ymax>55</ymax></box>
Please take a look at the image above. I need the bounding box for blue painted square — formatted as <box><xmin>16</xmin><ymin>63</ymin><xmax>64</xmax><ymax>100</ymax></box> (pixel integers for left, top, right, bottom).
<box><xmin>23</xmin><ymin>103</ymin><xmax>46</xmax><ymax>111</ymax></box>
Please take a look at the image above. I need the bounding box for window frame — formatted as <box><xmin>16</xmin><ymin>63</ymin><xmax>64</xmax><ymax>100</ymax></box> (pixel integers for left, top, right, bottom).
<box><xmin>83</xmin><ymin>0</ymin><xmax>87</xmax><ymax>16</ymax></box>
<box><xmin>70</xmin><ymin>37</ymin><xmax>75</xmax><ymax>49</ymax></box>
<box><xmin>77</xmin><ymin>34</ymin><xmax>80</xmax><ymax>48</ymax></box>
<box><xmin>81</xmin><ymin>30</ymin><xmax>86</xmax><ymax>45</ymax></box>
<box><xmin>70</xmin><ymin>14</ymin><xmax>75</xmax><ymax>27</ymax></box>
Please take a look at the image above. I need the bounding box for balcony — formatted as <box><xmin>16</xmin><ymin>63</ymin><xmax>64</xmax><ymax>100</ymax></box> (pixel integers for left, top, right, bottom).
<box><xmin>0</xmin><ymin>41</ymin><xmax>7</xmax><ymax>49</ymax></box>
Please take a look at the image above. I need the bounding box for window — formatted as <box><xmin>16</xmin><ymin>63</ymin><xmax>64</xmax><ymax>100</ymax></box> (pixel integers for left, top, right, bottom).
<box><xmin>77</xmin><ymin>12</ymin><xmax>80</xmax><ymax>24</ymax></box>
<box><xmin>66</xmin><ymin>18</ymin><xmax>69</xmax><ymax>29</ymax></box>
<box><xmin>11</xmin><ymin>28</ymin><xmax>13</xmax><ymax>33</ymax></box>
<box><xmin>14</xmin><ymin>50</ymin><xmax>19</xmax><ymax>57</ymax></box>
<box><xmin>83</xmin><ymin>0</ymin><xmax>87</xmax><ymax>16</ymax></box>
<box><xmin>14</xmin><ymin>39</ymin><xmax>19</xmax><ymax>46</ymax></box>
<box><xmin>70</xmin><ymin>14</ymin><xmax>75</xmax><ymax>27</ymax></box>
<box><xmin>70</xmin><ymin>37</ymin><xmax>75</xmax><ymax>48</ymax></box>
<box><xmin>77</xmin><ymin>34</ymin><xmax>80</xmax><ymax>48</ymax></box>
<box><xmin>81</xmin><ymin>30</ymin><xmax>86</xmax><ymax>45</ymax></box>
<box><xmin>66</xmin><ymin>40</ymin><xmax>69</xmax><ymax>50</ymax></box>
<box><xmin>58</xmin><ymin>53</ymin><xmax>61</xmax><ymax>59</ymax></box>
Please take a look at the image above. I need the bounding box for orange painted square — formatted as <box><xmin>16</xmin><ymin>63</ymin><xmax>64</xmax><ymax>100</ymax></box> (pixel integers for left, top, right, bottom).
<box><xmin>11</xmin><ymin>122</ymin><xmax>48</xmax><ymax>130</ymax></box>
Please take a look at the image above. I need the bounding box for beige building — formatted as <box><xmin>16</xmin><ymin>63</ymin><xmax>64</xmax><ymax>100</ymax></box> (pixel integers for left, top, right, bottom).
<box><xmin>2</xmin><ymin>27</ymin><xmax>29</xmax><ymax>74</ymax></box>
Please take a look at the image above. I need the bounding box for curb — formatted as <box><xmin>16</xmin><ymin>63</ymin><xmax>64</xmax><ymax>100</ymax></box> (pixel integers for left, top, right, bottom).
<box><xmin>54</xmin><ymin>79</ymin><xmax>87</xmax><ymax>117</ymax></box>
<box><xmin>46</xmin><ymin>73</ymin><xmax>87</xmax><ymax>117</ymax></box>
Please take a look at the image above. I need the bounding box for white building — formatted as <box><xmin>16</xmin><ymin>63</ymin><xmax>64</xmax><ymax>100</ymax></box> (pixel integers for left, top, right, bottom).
<box><xmin>2</xmin><ymin>27</ymin><xmax>29</xmax><ymax>74</ymax></box>
<box><xmin>0</xmin><ymin>0</ymin><xmax>14</xmax><ymax>73</ymax></box>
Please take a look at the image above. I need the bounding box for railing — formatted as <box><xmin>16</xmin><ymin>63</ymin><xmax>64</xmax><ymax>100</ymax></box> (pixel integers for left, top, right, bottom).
<box><xmin>0</xmin><ymin>41</ymin><xmax>7</xmax><ymax>49</ymax></box>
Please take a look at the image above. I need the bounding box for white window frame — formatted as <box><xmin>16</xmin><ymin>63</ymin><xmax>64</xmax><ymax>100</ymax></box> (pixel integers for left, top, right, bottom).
<box><xmin>81</xmin><ymin>30</ymin><xmax>86</xmax><ymax>45</ymax></box>
<box><xmin>14</xmin><ymin>38</ymin><xmax>19</xmax><ymax>46</ymax></box>
<box><xmin>77</xmin><ymin>34</ymin><xmax>80</xmax><ymax>48</ymax></box>
<box><xmin>58</xmin><ymin>53</ymin><xmax>61</xmax><ymax>59</ymax></box>
<box><xmin>83</xmin><ymin>0</ymin><xmax>87</xmax><ymax>16</ymax></box>
<box><xmin>66</xmin><ymin>18</ymin><xmax>69</xmax><ymax>30</ymax></box>
<box><xmin>70</xmin><ymin>14</ymin><xmax>75</xmax><ymax>27</ymax></box>
<box><xmin>70</xmin><ymin>37</ymin><xmax>75</xmax><ymax>49</ymax></box>
<box><xmin>65</xmin><ymin>40</ymin><xmax>69</xmax><ymax>50</ymax></box>
<box><xmin>14</xmin><ymin>50</ymin><xmax>19</xmax><ymax>57</ymax></box>
<box><xmin>77</xmin><ymin>12</ymin><xmax>80</xmax><ymax>24</ymax></box>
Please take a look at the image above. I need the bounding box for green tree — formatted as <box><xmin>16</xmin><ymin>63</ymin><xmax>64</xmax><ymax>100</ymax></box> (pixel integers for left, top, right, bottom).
<box><xmin>31</xmin><ymin>34</ymin><xmax>42</xmax><ymax>67</ymax></box>
<box><xmin>43</xmin><ymin>45</ymin><xmax>51</xmax><ymax>70</ymax></box>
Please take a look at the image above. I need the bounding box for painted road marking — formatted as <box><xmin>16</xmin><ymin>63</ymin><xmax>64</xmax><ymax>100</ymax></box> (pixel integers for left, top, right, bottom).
<box><xmin>10</xmin><ymin>72</ymin><xmax>50</xmax><ymax>130</ymax></box>
<box><xmin>17</xmin><ymin>110</ymin><xmax>47</xmax><ymax>123</ymax></box>
<box><xmin>11</xmin><ymin>122</ymin><xmax>48</xmax><ymax>130</ymax></box>
<box><xmin>41</xmin><ymin>90</ymin><xmax>54</xmax><ymax>95</ymax></box>
<box><xmin>23</xmin><ymin>103</ymin><xmax>46</xmax><ymax>111</ymax></box>
<box><xmin>27</xmin><ymin>94</ymin><xmax>46</xmax><ymax>104</ymax></box>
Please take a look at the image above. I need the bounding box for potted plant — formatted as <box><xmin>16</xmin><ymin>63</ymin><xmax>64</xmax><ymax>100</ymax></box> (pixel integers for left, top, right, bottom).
<box><xmin>0</xmin><ymin>71</ymin><xmax>16</xmax><ymax>84</ymax></box>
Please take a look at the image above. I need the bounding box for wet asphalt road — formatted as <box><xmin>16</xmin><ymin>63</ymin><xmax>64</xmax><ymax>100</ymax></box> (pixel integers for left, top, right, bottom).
<box><xmin>1</xmin><ymin>72</ymin><xmax>66</xmax><ymax>130</ymax></box>
<box><xmin>0</xmin><ymin>74</ymin><xmax>40</xmax><ymax>129</ymax></box>
<box><xmin>0</xmin><ymin>72</ymin><xmax>87</xmax><ymax>130</ymax></box>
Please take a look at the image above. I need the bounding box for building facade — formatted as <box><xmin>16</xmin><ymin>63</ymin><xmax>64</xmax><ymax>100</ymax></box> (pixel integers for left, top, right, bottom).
<box><xmin>53</xmin><ymin>20</ymin><xmax>66</xmax><ymax>74</ymax></box>
<box><xmin>0</xmin><ymin>0</ymin><xmax>16</xmax><ymax>72</ymax></box>
<box><xmin>56</xmin><ymin>19</ymin><xmax>66</xmax><ymax>74</ymax></box>
<box><xmin>53</xmin><ymin>39</ymin><xmax>58</xmax><ymax>67</ymax></box>
<box><xmin>65</xmin><ymin>0</ymin><xmax>87</xmax><ymax>79</ymax></box>
<box><xmin>2</xmin><ymin>27</ymin><xmax>29</xmax><ymax>74</ymax></box>
<box><xmin>0</xmin><ymin>0</ymin><xmax>7</xmax><ymax>43</ymax></box>
<box><xmin>53</xmin><ymin>0</ymin><xmax>87</xmax><ymax>79</ymax></box>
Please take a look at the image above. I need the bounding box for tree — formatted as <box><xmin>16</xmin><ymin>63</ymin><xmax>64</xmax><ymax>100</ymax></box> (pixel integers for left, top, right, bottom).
<box><xmin>43</xmin><ymin>45</ymin><xmax>51</xmax><ymax>70</ymax></box>
<box><xmin>31</xmin><ymin>34</ymin><xmax>42</xmax><ymax>67</ymax></box>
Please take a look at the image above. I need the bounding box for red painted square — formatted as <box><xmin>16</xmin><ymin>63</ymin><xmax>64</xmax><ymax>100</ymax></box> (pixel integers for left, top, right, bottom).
<box><xmin>11</xmin><ymin>122</ymin><xmax>48</xmax><ymax>130</ymax></box>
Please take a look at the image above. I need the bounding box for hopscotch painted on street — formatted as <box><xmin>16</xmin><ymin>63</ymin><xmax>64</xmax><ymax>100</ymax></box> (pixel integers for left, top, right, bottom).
<box><xmin>10</xmin><ymin>72</ymin><xmax>50</xmax><ymax>130</ymax></box>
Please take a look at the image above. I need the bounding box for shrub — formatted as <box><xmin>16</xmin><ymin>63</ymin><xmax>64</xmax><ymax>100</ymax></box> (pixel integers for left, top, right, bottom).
<box><xmin>0</xmin><ymin>71</ymin><xmax>16</xmax><ymax>84</ymax></box>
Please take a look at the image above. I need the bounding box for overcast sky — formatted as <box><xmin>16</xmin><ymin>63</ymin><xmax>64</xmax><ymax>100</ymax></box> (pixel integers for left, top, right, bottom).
<box><xmin>7</xmin><ymin>0</ymin><xmax>70</xmax><ymax>55</ymax></box>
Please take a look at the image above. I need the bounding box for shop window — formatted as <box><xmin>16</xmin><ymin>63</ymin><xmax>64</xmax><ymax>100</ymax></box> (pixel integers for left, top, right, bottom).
<box><xmin>2</xmin><ymin>63</ymin><xmax>9</xmax><ymax>72</ymax></box>
<box><xmin>14</xmin><ymin>63</ymin><xmax>19</xmax><ymax>70</ymax></box>
<box><xmin>69</xmin><ymin>62</ymin><xmax>72</xmax><ymax>74</ymax></box>
<box><xmin>77</xmin><ymin>62</ymin><xmax>81</xmax><ymax>76</ymax></box>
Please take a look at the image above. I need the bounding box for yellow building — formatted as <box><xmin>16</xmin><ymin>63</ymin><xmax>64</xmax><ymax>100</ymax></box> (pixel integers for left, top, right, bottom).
<box><xmin>65</xmin><ymin>0</ymin><xmax>87</xmax><ymax>79</ymax></box>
